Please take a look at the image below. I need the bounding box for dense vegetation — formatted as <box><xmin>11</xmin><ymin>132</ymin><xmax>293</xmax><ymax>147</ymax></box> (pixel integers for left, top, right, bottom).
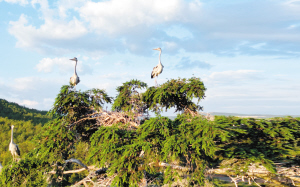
<box><xmin>0</xmin><ymin>78</ymin><xmax>299</xmax><ymax>186</ymax></box>
<box><xmin>0</xmin><ymin>99</ymin><xmax>52</xmax><ymax>166</ymax></box>
<box><xmin>0</xmin><ymin>99</ymin><xmax>50</xmax><ymax>124</ymax></box>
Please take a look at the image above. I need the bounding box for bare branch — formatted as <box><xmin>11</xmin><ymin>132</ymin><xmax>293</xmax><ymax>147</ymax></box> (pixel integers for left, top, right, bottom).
<box><xmin>149</xmin><ymin>162</ymin><xmax>191</xmax><ymax>171</ymax></box>
<box><xmin>64</xmin><ymin>158</ymin><xmax>89</xmax><ymax>170</ymax></box>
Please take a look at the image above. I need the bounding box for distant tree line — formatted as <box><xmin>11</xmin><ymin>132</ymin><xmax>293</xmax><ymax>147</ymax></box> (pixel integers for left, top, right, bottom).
<box><xmin>0</xmin><ymin>99</ymin><xmax>51</xmax><ymax>124</ymax></box>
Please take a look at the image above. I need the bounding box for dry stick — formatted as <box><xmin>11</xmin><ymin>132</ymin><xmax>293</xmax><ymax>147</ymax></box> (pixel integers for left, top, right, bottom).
<box><xmin>228</xmin><ymin>175</ymin><xmax>242</xmax><ymax>187</ymax></box>
<box><xmin>70</xmin><ymin>111</ymin><xmax>103</xmax><ymax>125</ymax></box>
<box><xmin>250</xmin><ymin>177</ymin><xmax>261</xmax><ymax>187</ymax></box>
<box><xmin>209</xmin><ymin>166</ymin><xmax>296</xmax><ymax>187</ymax></box>
<box><xmin>139</xmin><ymin>150</ymin><xmax>148</xmax><ymax>187</ymax></box>
<box><xmin>48</xmin><ymin>166</ymin><xmax>95</xmax><ymax>175</ymax></box>
<box><xmin>248</xmin><ymin>177</ymin><xmax>252</xmax><ymax>185</ymax></box>
<box><xmin>149</xmin><ymin>162</ymin><xmax>191</xmax><ymax>171</ymax></box>
<box><xmin>82</xmin><ymin>181</ymin><xmax>88</xmax><ymax>187</ymax></box>
<box><xmin>48</xmin><ymin>159</ymin><xmax>91</xmax><ymax>175</ymax></box>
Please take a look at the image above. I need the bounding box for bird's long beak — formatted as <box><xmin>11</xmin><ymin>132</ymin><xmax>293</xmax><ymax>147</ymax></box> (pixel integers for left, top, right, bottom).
<box><xmin>153</xmin><ymin>48</ymin><xmax>159</xmax><ymax>51</ymax></box>
<box><xmin>70</xmin><ymin>58</ymin><xmax>77</xmax><ymax>61</ymax></box>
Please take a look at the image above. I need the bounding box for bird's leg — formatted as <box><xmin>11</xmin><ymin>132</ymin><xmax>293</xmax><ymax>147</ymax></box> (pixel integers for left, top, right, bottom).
<box><xmin>155</xmin><ymin>77</ymin><xmax>158</xmax><ymax>87</ymax></box>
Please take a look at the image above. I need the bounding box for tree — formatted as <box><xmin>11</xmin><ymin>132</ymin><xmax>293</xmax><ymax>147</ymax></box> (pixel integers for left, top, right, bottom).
<box><xmin>0</xmin><ymin>85</ymin><xmax>112</xmax><ymax>186</ymax></box>
<box><xmin>112</xmin><ymin>79</ymin><xmax>148</xmax><ymax>114</ymax></box>
<box><xmin>143</xmin><ymin>77</ymin><xmax>206</xmax><ymax>114</ymax></box>
<box><xmin>2</xmin><ymin>78</ymin><xmax>299</xmax><ymax>186</ymax></box>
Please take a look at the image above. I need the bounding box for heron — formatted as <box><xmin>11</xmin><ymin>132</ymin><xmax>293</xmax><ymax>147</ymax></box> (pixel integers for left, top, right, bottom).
<box><xmin>0</xmin><ymin>162</ymin><xmax>3</xmax><ymax>172</ymax></box>
<box><xmin>9</xmin><ymin>125</ymin><xmax>20</xmax><ymax>162</ymax></box>
<box><xmin>151</xmin><ymin>48</ymin><xmax>164</xmax><ymax>86</ymax></box>
<box><xmin>70</xmin><ymin>57</ymin><xmax>80</xmax><ymax>90</ymax></box>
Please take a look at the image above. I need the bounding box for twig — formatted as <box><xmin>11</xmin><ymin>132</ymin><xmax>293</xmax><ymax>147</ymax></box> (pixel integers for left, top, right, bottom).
<box><xmin>149</xmin><ymin>162</ymin><xmax>191</xmax><ymax>171</ymax></box>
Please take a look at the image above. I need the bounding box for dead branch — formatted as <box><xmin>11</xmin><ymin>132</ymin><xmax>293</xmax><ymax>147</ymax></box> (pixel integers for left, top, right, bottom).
<box><xmin>96</xmin><ymin>110</ymin><xmax>139</xmax><ymax>129</ymax></box>
<box><xmin>208</xmin><ymin>163</ymin><xmax>300</xmax><ymax>186</ymax></box>
<box><xmin>149</xmin><ymin>162</ymin><xmax>191</xmax><ymax>171</ymax></box>
<box><xmin>48</xmin><ymin>159</ymin><xmax>91</xmax><ymax>175</ymax></box>
<box><xmin>63</xmin><ymin>158</ymin><xmax>89</xmax><ymax>170</ymax></box>
<box><xmin>48</xmin><ymin>166</ymin><xmax>95</xmax><ymax>175</ymax></box>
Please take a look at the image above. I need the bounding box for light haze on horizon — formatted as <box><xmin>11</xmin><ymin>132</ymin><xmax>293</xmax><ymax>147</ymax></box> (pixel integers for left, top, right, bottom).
<box><xmin>0</xmin><ymin>0</ymin><xmax>300</xmax><ymax>115</ymax></box>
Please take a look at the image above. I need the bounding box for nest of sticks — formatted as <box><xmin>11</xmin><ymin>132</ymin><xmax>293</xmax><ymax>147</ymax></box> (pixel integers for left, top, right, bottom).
<box><xmin>95</xmin><ymin>110</ymin><xmax>141</xmax><ymax>130</ymax></box>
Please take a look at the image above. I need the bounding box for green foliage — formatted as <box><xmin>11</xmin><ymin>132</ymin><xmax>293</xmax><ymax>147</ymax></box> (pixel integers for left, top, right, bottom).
<box><xmin>141</xmin><ymin>115</ymin><xmax>217</xmax><ymax>185</ymax></box>
<box><xmin>1</xmin><ymin>78</ymin><xmax>300</xmax><ymax>187</ymax></box>
<box><xmin>0</xmin><ymin>154</ymin><xmax>50</xmax><ymax>187</ymax></box>
<box><xmin>89</xmin><ymin>115</ymin><xmax>219</xmax><ymax>186</ymax></box>
<box><xmin>0</xmin><ymin>100</ymin><xmax>51</xmax><ymax>186</ymax></box>
<box><xmin>112</xmin><ymin>77</ymin><xmax>206</xmax><ymax>115</ymax></box>
<box><xmin>0</xmin><ymin>99</ymin><xmax>51</xmax><ymax>124</ymax></box>
<box><xmin>33</xmin><ymin>85</ymin><xmax>113</xmax><ymax>164</ymax></box>
<box><xmin>0</xmin><ymin>112</ymin><xmax>49</xmax><ymax>165</ymax></box>
<box><xmin>214</xmin><ymin>116</ymin><xmax>300</xmax><ymax>175</ymax></box>
<box><xmin>112</xmin><ymin>79</ymin><xmax>148</xmax><ymax>113</ymax></box>
<box><xmin>49</xmin><ymin>85</ymin><xmax>112</xmax><ymax>120</ymax></box>
<box><xmin>0</xmin><ymin>85</ymin><xmax>113</xmax><ymax>186</ymax></box>
<box><xmin>143</xmin><ymin>77</ymin><xmax>206</xmax><ymax>113</ymax></box>
<box><xmin>89</xmin><ymin>124</ymin><xmax>142</xmax><ymax>186</ymax></box>
<box><xmin>49</xmin><ymin>85</ymin><xmax>112</xmax><ymax>141</ymax></box>
<box><xmin>35</xmin><ymin>118</ymin><xmax>76</xmax><ymax>162</ymax></box>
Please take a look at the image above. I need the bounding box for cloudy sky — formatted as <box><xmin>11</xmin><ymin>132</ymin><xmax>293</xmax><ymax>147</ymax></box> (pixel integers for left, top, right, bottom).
<box><xmin>1</xmin><ymin>0</ymin><xmax>300</xmax><ymax>115</ymax></box>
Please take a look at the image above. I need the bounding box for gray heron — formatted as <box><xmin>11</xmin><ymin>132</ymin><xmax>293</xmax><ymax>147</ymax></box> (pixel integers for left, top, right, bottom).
<box><xmin>70</xmin><ymin>57</ymin><xmax>80</xmax><ymax>89</ymax></box>
<box><xmin>9</xmin><ymin>125</ymin><xmax>20</xmax><ymax>162</ymax></box>
<box><xmin>151</xmin><ymin>48</ymin><xmax>164</xmax><ymax>86</ymax></box>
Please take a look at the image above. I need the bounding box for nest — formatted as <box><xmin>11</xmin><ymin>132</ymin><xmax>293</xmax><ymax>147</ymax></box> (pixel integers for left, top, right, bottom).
<box><xmin>96</xmin><ymin>110</ymin><xmax>140</xmax><ymax>130</ymax></box>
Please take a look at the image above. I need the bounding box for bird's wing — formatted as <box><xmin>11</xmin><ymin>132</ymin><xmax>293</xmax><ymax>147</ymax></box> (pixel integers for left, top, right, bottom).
<box><xmin>70</xmin><ymin>74</ymin><xmax>77</xmax><ymax>86</ymax></box>
<box><xmin>15</xmin><ymin>145</ymin><xmax>21</xmax><ymax>156</ymax></box>
<box><xmin>151</xmin><ymin>65</ymin><xmax>159</xmax><ymax>78</ymax></box>
<box><xmin>158</xmin><ymin>64</ymin><xmax>163</xmax><ymax>74</ymax></box>
<box><xmin>9</xmin><ymin>143</ymin><xmax>12</xmax><ymax>152</ymax></box>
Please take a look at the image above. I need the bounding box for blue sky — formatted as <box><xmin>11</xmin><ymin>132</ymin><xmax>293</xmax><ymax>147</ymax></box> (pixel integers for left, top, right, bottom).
<box><xmin>0</xmin><ymin>0</ymin><xmax>300</xmax><ymax>115</ymax></box>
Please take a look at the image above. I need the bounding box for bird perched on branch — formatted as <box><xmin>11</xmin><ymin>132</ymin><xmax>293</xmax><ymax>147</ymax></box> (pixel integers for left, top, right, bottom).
<box><xmin>70</xmin><ymin>57</ymin><xmax>80</xmax><ymax>89</ymax></box>
<box><xmin>151</xmin><ymin>48</ymin><xmax>164</xmax><ymax>86</ymax></box>
<box><xmin>9</xmin><ymin>125</ymin><xmax>20</xmax><ymax>162</ymax></box>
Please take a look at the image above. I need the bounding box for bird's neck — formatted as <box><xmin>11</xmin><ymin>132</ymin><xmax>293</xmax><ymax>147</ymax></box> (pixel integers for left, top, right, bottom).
<box><xmin>11</xmin><ymin>127</ymin><xmax>14</xmax><ymax>143</ymax></box>
<box><xmin>74</xmin><ymin>60</ymin><xmax>77</xmax><ymax>75</ymax></box>
<box><xmin>158</xmin><ymin>51</ymin><xmax>162</xmax><ymax>65</ymax></box>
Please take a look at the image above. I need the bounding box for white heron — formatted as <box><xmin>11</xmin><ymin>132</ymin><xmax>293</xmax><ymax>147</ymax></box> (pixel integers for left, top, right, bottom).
<box><xmin>9</xmin><ymin>125</ymin><xmax>20</xmax><ymax>162</ymax></box>
<box><xmin>151</xmin><ymin>48</ymin><xmax>164</xmax><ymax>86</ymax></box>
<box><xmin>70</xmin><ymin>57</ymin><xmax>80</xmax><ymax>89</ymax></box>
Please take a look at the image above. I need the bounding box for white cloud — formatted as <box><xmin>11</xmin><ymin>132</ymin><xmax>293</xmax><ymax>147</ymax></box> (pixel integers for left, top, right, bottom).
<box><xmin>31</xmin><ymin>0</ymin><xmax>54</xmax><ymax>18</ymax></box>
<box><xmin>1</xmin><ymin>0</ymin><xmax>28</xmax><ymax>5</ymax></box>
<box><xmin>164</xmin><ymin>25</ymin><xmax>194</xmax><ymax>40</ymax></box>
<box><xmin>56</xmin><ymin>0</ymin><xmax>86</xmax><ymax>18</ymax></box>
<box><xmin>36</xmin><ymin>57</ymin><xmax>93</xmax><ymax>75</ymax></box>
<box><xmin>19</xmin><ymin>100</ymin><xmax>39</xmax><ymax>108</ymax></box>
<box><xmin>173</xmin><ymin>57</ymin><xmax>212</xmax><ymax>70</ymax></box>
<box><xmin>36</xmin><ymin>57</ymin><xmax>73</xmax><ymax>73</ymax></box>
<box><xmin>7</xmin><ymin>0</ymin><xmax>300</xmax><ymax>57</ymax></box>
<box><xmin>0</xmin><ymin>76</ymin><xmax>67</xmax><ymax>110</ymax></box>
<box><xmin>162</xmin><ymin>41</ymin><xmax>179</xmax><ymax>52</ymax></box>
<box><xmin>79</xmin><ymin>0</ymin><xmax>201</xmax><ymax>35</ymax></box>
<box><xmin>8</xmin><ymin>14</ymin><xmax>87</xmax><ymax>51</ymax></box>
<box><xmin>42</xmin><ymin>98</ymin><xmax>55</xmax><ymax>109</ymax></box>
<box><xmin>203</xmin><ymin>70</ymin><xmax>264</xmax><ymax>85</ymax></box>
<box><xmin>13</xmin><ymin>77</ymin><xmax>36</xmax><ymax>90</ymax></box>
